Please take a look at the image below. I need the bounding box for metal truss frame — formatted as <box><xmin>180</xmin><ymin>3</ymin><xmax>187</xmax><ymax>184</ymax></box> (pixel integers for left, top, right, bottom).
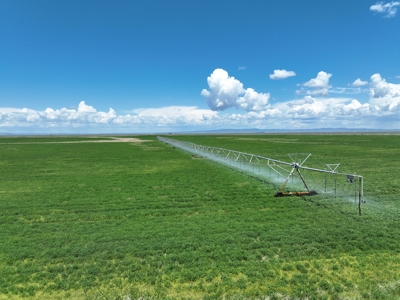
<box><xmin>158</xmin><ymin>136</ymin><xmax>364</xmax><ymax>214</ymax></box>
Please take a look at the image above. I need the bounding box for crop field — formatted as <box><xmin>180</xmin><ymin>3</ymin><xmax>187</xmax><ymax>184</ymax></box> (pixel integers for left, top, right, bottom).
<box><xmin>1</xmin><ymin>134</ymin><xmax>400</xmax><ymax>299</ymax></box>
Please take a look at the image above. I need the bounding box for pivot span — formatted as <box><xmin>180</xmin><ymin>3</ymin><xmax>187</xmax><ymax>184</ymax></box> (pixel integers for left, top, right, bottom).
<box><xmin>158</xmin><ymin>136</ymin><xmax>364</xmax><ymax>215</ymax></box>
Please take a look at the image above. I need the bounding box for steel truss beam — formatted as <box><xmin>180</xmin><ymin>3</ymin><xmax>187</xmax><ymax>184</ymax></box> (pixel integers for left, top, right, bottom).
<box><xmin>158</xmin><ymin>136</ymin><xmax>363</xmax><ymax>212</ymax></box>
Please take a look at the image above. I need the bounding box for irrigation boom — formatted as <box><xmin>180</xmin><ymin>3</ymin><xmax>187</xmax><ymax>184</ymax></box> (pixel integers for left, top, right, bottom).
<box><xmin>158</xmin><ymin>136</ymin><xmax>364</xmax><ymax>215</ymax></box>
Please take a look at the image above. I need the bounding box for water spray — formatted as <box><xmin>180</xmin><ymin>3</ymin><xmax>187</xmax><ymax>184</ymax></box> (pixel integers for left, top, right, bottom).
<box><xmin>158</xmin><ymin>136</ymin><xmax>364</xmax><ymax>215</ymax></box>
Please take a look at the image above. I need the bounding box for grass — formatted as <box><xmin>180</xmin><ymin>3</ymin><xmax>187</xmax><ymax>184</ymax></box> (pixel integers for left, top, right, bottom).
<box><xmin>1</xmin><ymin>134</ymin><xmax>400</xmax><ymax>299</ymax></box>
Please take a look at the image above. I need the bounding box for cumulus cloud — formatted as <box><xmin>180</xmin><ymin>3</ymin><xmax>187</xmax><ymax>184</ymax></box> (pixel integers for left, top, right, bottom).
<box><xmin>236</xmin><ymin>88</ymin><xmax>270</xmax><ymax>111</ymax></box>
<box><xmin>78</xmin><ymin>101</ymin><xmax>97</xmax><ymax>113</ymax></box>
<box><xmin>223</xmin><ymin>95</ymin><xmax>384</xmax><ymax>130</ymax></box>
<box><xmin>237</xmin><ymin>75</ymin><xmax>400</xmax><ymax>128</ymax></box>
<box><xmin>369</xmin><ymin>73</ymin><xmax>400</xmax><ymax>110</ymax></box>
<box><xmin>40</xmin><ymin>101</ymin><xmax>116</xmax><ymax>124</ymax></box>
<box><xmin>201</xmin><ymin>68</ymin><xmax>270</xmax><ymax>112</ymax></box>
<box><xmin>3</xmin><ymin>74</ymin><xmax>400</xmax><ymax>133</ymax></box>
<box><xmin>263</xmin><ymin>74</ymin><xmax>400</xmax><ymax>126</ymax></box>
<box><xmin>297</xmin><ymin>71</ymin><xmax>332</xmax><ymax>96</ymax></box>
<box><xmin>370</xmin><ymin>74</ymin><xmax>391</xmax><ymax>98</ymax></box>
<box><xmin>200</xmin><ymin>69</ymin><xmax>244</xmax><ymax>111</ymax></box>
<box><xmin>0</xmin><ymin>101</ymin><xmax>218</xmax><ymax>131</ymax></box>
<box><xmin>269</xmin><ymin>69</ymin><xmax>296</xmax><ymax>80</ymax></box>
<box><xmin>351</xmin><ymin>78</ymin><xmax>368</xmax><ymax>87</ymax></box>
<box><xmin>274</xmin><ymin>96</ymin><xmax>351</xmax><ymax>118</ymax></box>
<box><xmin>370</xmin><ymin>1</ymin><xmax>400</xmax><ymax>17</ymax></box>
<box><xmin>303</xmin><ymin>71</ymin><xmax>332</xmax><ymax>88</ymax></box>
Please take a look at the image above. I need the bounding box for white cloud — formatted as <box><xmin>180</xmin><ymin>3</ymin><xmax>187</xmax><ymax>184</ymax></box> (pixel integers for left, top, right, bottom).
<box><xmin>298</xmin><ymin>71</ymin><xmax>332</xmax><ymax>96</ymax></box>
<box><xmin>238</xmin><ymin>66</ymin><xmax>246</xmax><ymax>70</ymax></box>
<box><xmin>351</xmin><ymin>78</ymin><xmax>368</xmax><ymax>87</ymax></box>
<box><xmin>0</xmin><ymin>102</ymin><xmax>219</xmax><ymax>131</ymax></box>
<box><xmin>243</xmin><ymin>75</ymin><xmax>400</xmax><ymax>128</ymax></box>
<box><xmin>222</xmin><ymin>95</ymin><xmax>382</xmax><ymax>130</ymax></box>
<box><xmin>370</xmin><ymin>74</ymin><xmax>391</xmax><ymax>98</ymax></box>
<box><xmin>274</xmin><ymin>96</ymin><xmax>352</xmax><ymax>118</ymax></box>
<box><xmin>303</xmin><ymin>71</ymin><xmax>332</xmax><ymax>88</ymax></box>
<box><xmin>201</xmin><ymin>68</ymin><xmax>270</xmax><ymax>112</ymax></box>
<box><xmin>370</xmin><ymin>1</ymin><xmax>400</xmax><ymax>17</ymax></box>
<box><xmin>131</xmin><ymin>106</ymin><xmax>218</xmax><ymax>125</ymax></box>
<box><xmin>305</xmin><ymin>88</ymin><xmax>330</xmax><ymax>96</ymax></box>
<box><xmin>269</xmin><ymin>69</ymin><xmax>296</xmax><ymax>80</ymax></box>
<box><xmin>396</xmin><ymin>75</ymin><xmax>400</xmax><ymax>79</ymax></box>
<box><xmin>330</xmin><ymin>87</ymin><xmax>363</xmax><ymax>95</ymax></box>
<box><xmin>39</xmin><ymin>101</ymin><xmax>116</xmax><ymax>124</ymax></box>
<box><xmin>263</xmin><ymin>74</ymin><xmax>400</xmax><ymax>126</ymax></box>
<box><xmin>236</xmin><ymin>88</ymin><xmax>270</xmax><ymax>112</ymax></box>
<box><xmin>200</xmin><ymin>69</ymin><xmax>244</xmax><ymax>111</ymax></box>
<box><xmin>3</xmin><ymin>74</ymin><xmax>400</xmax><ymax>133</ymax></box>
<box><xmin>369</xmin><ymin>73</ymin><xmax>400</xmax><ymax>109</ymax></box>
<box><xmin>78</xmin><ymin>101</ymin><xmax>97</xmax><ymax>113</ymax></box>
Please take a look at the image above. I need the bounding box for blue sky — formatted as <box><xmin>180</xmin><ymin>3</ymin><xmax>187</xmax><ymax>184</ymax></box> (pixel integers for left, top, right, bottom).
<box><xmin>1</xmin><ymin>0</ymin><xmax>400</xmax><ymax>133</ymax></box>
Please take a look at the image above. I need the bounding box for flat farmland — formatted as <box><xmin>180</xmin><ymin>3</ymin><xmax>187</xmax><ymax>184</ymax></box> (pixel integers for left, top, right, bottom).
<box><xmin>1</xmin><ymin>134</ymin><xmax>400</xmax><ymax>299</ymax></box>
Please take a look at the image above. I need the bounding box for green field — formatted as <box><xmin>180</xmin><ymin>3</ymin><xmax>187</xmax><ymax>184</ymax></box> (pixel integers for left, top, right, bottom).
<box><xmin>1</xmin><ymin>134</ymin><xmax>400</xmax><ymax>299</ymax></box>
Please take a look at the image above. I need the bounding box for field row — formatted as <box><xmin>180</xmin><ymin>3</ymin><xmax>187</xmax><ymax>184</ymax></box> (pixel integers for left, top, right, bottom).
<box><xmin>1</xmin><ymin>135</ymin><xmax>400</xmax><ymax>299</ymax></box>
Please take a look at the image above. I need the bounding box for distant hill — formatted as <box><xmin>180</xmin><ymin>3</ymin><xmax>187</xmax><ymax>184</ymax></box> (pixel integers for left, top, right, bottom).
<box><xmin>172</xmin><ymin>128</ymin><xmax>400</xmax><ymax>134</ymax></box>
<box><xmin>2</xmin><ymin>128</ymin><xmax>400</xmax><ymax>136</ymax></box>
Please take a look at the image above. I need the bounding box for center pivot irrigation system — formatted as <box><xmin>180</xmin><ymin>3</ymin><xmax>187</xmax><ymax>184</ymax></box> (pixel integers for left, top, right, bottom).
<box><xmin>158</xmin><ymin>136</ymin><xmax>364</xmax><ymax>215</ymax></box>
